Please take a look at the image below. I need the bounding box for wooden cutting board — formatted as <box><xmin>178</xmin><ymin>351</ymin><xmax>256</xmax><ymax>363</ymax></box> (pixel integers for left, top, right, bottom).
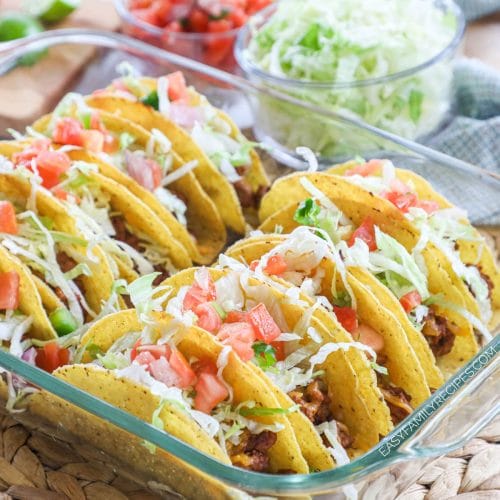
<box><xmin>0</xmin><ymin>0</ymin><xmax>121</xmax><ymax>135</ymax></box>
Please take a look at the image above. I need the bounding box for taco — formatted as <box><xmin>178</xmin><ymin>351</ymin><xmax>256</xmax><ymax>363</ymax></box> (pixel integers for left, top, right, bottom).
<box><xmin>258</xmin><ymin>172</ymin><xmax>487</xmax><ymax>380</ymax></box>
<box><xmin>327</xmin><ymin>159</ymin><xmax>500</xmax><ymax>331</ymax></box>
<box><xmin>0</xmin><ymin>250</ymin><xmax>82</xmax><ymax>410</ymax></box>
<box><xmin>30</xmin><ymin>93</ymin><xmax>226</xmax><ymax>264</ymax></box>
<box><xmin>225</xmin><ymin>227</ymin><xmax>433</xmax><ymax>415</ymax></box>
<box><xmin>0</xmin><ymin>246</ymin><xmax>56</xmax><ymax>340</ymax></box>
<box><xmin>86</xmin><ymin>67</ymin><xmax>270</xmax><ymax>231</ymax></box>
<box><xmin>0</xmin><ymin>139</ymin><xmax>192</xmax><ymax>282</ymax></box>
<box><xmin>158</xmin><ymin>266</ymin><xmax>394</xmax><ymax>467</ymax></box>
<box><xmin>76</xmin><ymin>309</ymin><xmax>308</xmax><ymax>474</ymax></box>
<box><xmin>0</xmin><ymin>173</ymin><xmax>115</xmax><ymax>335</ymax></box>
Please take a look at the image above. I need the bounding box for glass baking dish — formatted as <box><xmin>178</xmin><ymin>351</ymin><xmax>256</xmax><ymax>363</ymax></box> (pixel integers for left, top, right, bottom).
<box><xmin>0</xmin><ymin>30</ymin><xmax>498</xmax><ymax>498</ymax></box>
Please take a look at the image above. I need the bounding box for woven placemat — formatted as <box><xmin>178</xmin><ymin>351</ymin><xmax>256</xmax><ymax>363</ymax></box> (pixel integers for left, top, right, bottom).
<box><xmin>359</xmin><ymin>418</ymin><xmax>500</xmax><ymax>500</ymax></box>
<box><xmin>0</xmin><ymin>412</ymin><xmax>163</xmax><ymax>500</ymax></box>
<box><xmin>0</xmin><ymin>414</ymin><xmax>498</xmax><ymax>499</ymax></box>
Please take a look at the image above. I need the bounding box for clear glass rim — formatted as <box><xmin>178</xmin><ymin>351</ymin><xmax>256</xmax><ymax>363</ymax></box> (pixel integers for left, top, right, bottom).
<box><xmin>235</xmin><ymin>0</ymin><xmax>466</xmax><ymax>89</ymax></box>
<box><xmin>113</xmin><ymin>0</ymin><xmax>241</xmax><ymax>41</ymax></box>
<box><xmin>0</xmin><ymin>28</ymin><xmax>498</xmax><ymax>188</ymax></box>
<box><xmin>0</xmin><ymin>337</ymin><xmax>497</xmax><ymax>495</ymax></box>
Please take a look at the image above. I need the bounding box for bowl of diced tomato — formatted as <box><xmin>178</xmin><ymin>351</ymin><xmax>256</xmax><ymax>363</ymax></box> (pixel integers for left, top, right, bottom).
<box><xmin>114</xmin><ymin>0</ymin><xmax>272</xmax><ymax>72</ymax></box>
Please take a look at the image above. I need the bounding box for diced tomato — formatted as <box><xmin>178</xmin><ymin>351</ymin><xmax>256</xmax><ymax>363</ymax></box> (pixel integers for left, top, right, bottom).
<box><xmin>89</xmin><ymin>111</ymin><xmax>106</xmax><ymax>132</ymax></box>
<box><xmin>52</xmin><ymin>118</ymin><xmax>84</xmax><ymax>146</ymax></box>
<box><xmin>125</xmin><ymin>151</ymin><xmax>163</xmax><ymax>192</ymax></box>
<box><xmin>415</xmin><ymin>200</ymin><xmax>440</xmax><ymax>214</ymax></box>
<box><xmin>35</xmin><ymin>343</ymin><xmax>70</xmax><ymax>373</ymax></box>
<box><xmin>166</xmin><ymin>71</ymin><xmax>188</xmax><ymax>101</ymax></box>
<box><xmin>130</xmin><ymin>339</ymin><xmax>142</xmax><ymax>361</ymax></box>
<box><xmin>348</xmin><ymin>217</ymin><xmax>377</xmax><ymax>251</ymax></box>
<box><xmin>149</xmin><ymin>356</ymin><xmax>182</xmax><ymax>386</ymax></box>
<box><xmin>225</xmin><ymin>310</ymin><xmax>249</xmax><ymax>323</ymax></box>
<box><xmin>81</xmin><ymin>130</ymin><xmax>104</xmax><ymax>154</ymax></box>
<box><xmin>183</xmin><ymin>272</ymin><xmax>217</xmax><ymax>312</ymax></box>
<box><xmin>207</xmin><ymin>19</ymin><xmax>233</xmax><ymax>33</ymax></box>
<box><xmin>217</xmin><ymin>322</ymin><xmax>256</xmax><ymax>361</ymax></box>
<box><xmin>194</xmin><ymin>302</ymin><xmax>223</xmax><ymax>333</ymax></box>
<box><xmin>53</xmin><ymin>188</ymin><xmax>69</xmax><ymax>201</ymax></box>
<box><xmin>129</xmin><ymin>0</ymin><xmax>152</xmax><ymax>9</ymax></box>
<box><xmin>352</xmin><ymin>324</ymin><xmax>384</xmax><ymax>354</ymax></box>
<box><xmin>204</xmin><ymin>36</ymin><xmax>233</xmax><ymax>66</ymax></box>
<box><xmin>103</xmin><ymin>133</ymin><xmax>119</xmax><ymax>154</ymax></box>
<box><xmin>389</xmin><ymin>178</ymin><xmax>410</xmax><ymax>194</ymax></box>
<box><xmin>229</xmin><ymin>7</ymin><xmax>247</xmax><ymax>27</ymax></box>
<box><xmin>188</xmin><ymin>8</ymin><xmax>209</xmax><ymax>32</ymax></box>
<box><xmin>151</xmin><ymin>0</ymin><xmax>172</xmax><ymax>25</ymax></box>
<box><xmin>165</xmin><ymin>20</ymin><xmax>182</xmax><ymax>32</ymax></box>
<box><xmin>264</xmin><ymin>255</ymin><xmax>287</xmax><ymax>276</ymax></box>
<box><xmin>192</xmin><ymin>358</ymin><xmax>217</xmax><ymax>376</ymax></box>
<box><xmin>35</xmin><ymin>150</ymin><xmax>71</xmax><ymax>189</ymax></box>
<box><xmin>249</xmin><ymin>260</ymin><xmax>259</xmax><ymax>271</ymax></box>
<box><xmin>131</xmin><ymin>7</ymin><xmax>161</xmax><ymax>26</ymax></box>
<box><xmin>169</xmin><ymin>348</ymin><xmax>197</xmax><ymax>388</ymax></box>
<box><xmin>345</xmin><ymin>159</ymin><xmax>383</xmax><ymax>177</ymax></box>
<box><xmin>128</xmin><ymin>0</ymin><xmax>270</xmax><ymax>33</ymax></box>
<box><xmin>385</xmin><ymin>191</ymin><xmax>418</xmax><ymax>214</ymax></box>
<box><xmin>132</xmin><ymin>343</ymin><xmax>172</xmax><ymax>362</ymax></box>
<box><xmin>333</xmin><ymin>306</ymin><xmax>358</xmax><ymax>333</ymax></box>
<box><xmin>12</xmin><ymin>139</ymin><xmax>51</xmax><ymax>167</ymax></box>
<box><xmin>247</xmin><ymin>303</ymin><xmax>281</xmax><ymax>343</ymax></box>
<box><xmin>53</xmin><ymin>188</ymin><xmax>80</xmax><ymax>204</ymax></box>
<box><xmin>399</xmin><ymin>291</ymin><xmax>422</xmax><ymax>313</ymax></box>
<box><xmin>135</xmin><ymin>350</ymin><xmax>157</xmax><ymax>367</ymax></box>
<box><xmin>0</xmin><ymin>201</ymin><xmax>18</xmax><ymax>235</ymax></box>
<box><xmin>0</xmin><ymin>271</ymin><xmax>20</xmax><ymax>310</ymax></box>
<box><xmin>271</xmin><ymin>341</ymin><xmax>285</xmax><ymax>361</ymax></box>
<box><xmin>194</xmin><ymin>373</ymin><xmax>228</xmax><ymax>413</ymax></box>
<box><xmin>247</xmin><ymin>0</ymin><xmax>273</xmax><ymax>15</ymax></box>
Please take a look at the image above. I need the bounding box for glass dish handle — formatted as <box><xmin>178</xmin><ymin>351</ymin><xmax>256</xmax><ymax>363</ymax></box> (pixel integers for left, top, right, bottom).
<box><xmin>398</xmin><ymin>353</ymin><xmax>499</xmax><ymax>459</ymax></box>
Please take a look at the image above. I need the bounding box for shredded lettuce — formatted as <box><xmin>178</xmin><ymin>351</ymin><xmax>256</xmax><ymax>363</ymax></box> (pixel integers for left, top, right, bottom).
<box><xmin>246</xmin><ymin>0</ymin><xmax>456</xmax><ymax>154</ymax></box>
<box><xmin>143</xmin><ymin>400</ymin><xmax>166</xmax><ymax>453</ymax></box>
<box><xmin>342</xmin><ymin>228</ymin><xmax>429</xmax><ymax>301</ymax></box>
<box><xmin>97</xmin><ymin>351</ymin><xmax>130</xmax><ymax>370</ymax></box>
<box><xmin>239</xmin><ymin>404</ymin><xmax>299</xmax><ymax>417</ymax></box>
<box><xmin>407</xmin><ymin>208</ymin><xmax>492</xmax><ymax>323</ymax></box>
<box><xmin>126</xmin><ymin>274</ymin><xmax>171</xmax><ymax>320</ymax></box>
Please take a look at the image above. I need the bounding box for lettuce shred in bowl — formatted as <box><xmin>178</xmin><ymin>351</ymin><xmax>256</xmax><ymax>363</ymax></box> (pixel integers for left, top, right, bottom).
<box><xmin>237</xmin><ymin>0</ymin><xmax>464</xmax><ymax>159</ymax></box>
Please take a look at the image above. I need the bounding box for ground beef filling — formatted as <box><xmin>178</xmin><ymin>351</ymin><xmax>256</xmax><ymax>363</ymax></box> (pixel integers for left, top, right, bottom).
<box><xmin>288</xmin><ymin>380</ymin><xmax>354</xmax><ymax>450</ymax></box>
<box><xmin>234</xmin><ymin>166</ymin><xmax>269</xmax><ymax>209</ymax></box>
<box><xmin>111</xmin><ymin>215</ymin><xmax>142</xmax><ymax>251</ymax></box>
<box><xmin>36</xmin><ymin>251</ymin><xmax>85</xmax><ymax>306</ymax></box>
<box><xmin>110</xmin><ymin>215</ymin><xmax>170</xmax><ymax>286</ymax></box>
<box><xmin>34</xmin><ymin>252</ymin><xmax>90</xmax><ymax>320</ymax></box>
<box><xmin>55</xmin><ymin>252</ymin><xmax>86</xmax><ymax>302</ymax></box>
<box><xmin>227</xmin><ymin>430</ymin><xmax>277</xmax><ymax>472</ymax></box>
<box><xmin>422</xmin><ymin>309</ymin><xmax>455</xmax><ymax>357</ymax></box>
<box><xmin>377</xmin><ymin>377</ymin><xmax>413</xmax><ymax>425</ymax></box>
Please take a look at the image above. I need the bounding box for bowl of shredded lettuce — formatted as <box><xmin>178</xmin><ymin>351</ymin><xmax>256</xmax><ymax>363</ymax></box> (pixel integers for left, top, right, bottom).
<box><xmin>236</xmin><ymin>0</ymin><xmax>465</xmax><ymax>163</ymax></box>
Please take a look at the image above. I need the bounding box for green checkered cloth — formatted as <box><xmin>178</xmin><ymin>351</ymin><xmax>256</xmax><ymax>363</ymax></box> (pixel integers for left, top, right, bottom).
<box><xmin>429</xmin><ymin>0</ymin><xmax>500</xmax><ymax>171</ymax></box>
<box><xmin>455</xmin><ymin>0</ymin><xmax>500</xmax><ymax>20</ymax></box>
<box><xmin>426</xmin><ymin>59</ymin><xmax>500</xmax><ymax>171</ymax></box>
<box><xmin>421</xmin><ymin>2</ymin><xmax>500</xmax><ymax>224</ymax></box>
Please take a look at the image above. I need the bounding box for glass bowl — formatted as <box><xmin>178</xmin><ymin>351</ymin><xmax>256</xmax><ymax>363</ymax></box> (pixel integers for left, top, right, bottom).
<box><xmin>235</xmin><ymin>1</ymin><xmax>466</xmax><ymax>164</ymax></box>
<box><xmin>115</xmin><ymin>0</ymin><xmax>245</xmax><ymax>73</ymax></box>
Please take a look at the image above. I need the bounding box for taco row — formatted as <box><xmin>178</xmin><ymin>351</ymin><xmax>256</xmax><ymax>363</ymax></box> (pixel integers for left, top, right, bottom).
<box><xmin>0</xmin><ymin>68</ymin><xmax>498</xmax><ymax>476</ymax></box>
